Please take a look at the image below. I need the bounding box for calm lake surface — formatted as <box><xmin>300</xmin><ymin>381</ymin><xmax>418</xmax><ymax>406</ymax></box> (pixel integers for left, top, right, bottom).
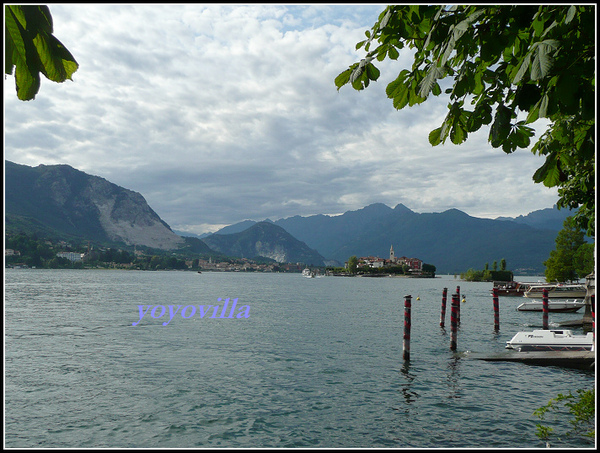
<box><xmin>5</xmin><ymin>269</ymin><xmax>595</xmax><ymax>448</ymax></box>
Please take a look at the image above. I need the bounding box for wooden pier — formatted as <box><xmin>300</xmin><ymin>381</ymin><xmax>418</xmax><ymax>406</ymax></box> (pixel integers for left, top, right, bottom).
<box><xmin>469</xmin><ymin>350</ymin><xmax>595</xmax><ymax>370</ymax></box>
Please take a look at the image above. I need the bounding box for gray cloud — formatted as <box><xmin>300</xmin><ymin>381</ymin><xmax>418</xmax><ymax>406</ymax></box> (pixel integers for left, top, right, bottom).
<box><xmin>4</xmin><ymin>4</ymin><xmax>559</xmax><ymax>234</ymax></box>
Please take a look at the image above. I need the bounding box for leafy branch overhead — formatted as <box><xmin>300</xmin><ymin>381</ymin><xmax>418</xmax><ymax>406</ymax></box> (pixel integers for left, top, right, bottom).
<box><xmin>335</xmin><ymin>5</ymin><xmax>595</xmax><ymax>235</ymax></box>
<box><xmin>5</xmin><ymin>5</ymin><xmax>78</xmax><ymax>100</ymax></box>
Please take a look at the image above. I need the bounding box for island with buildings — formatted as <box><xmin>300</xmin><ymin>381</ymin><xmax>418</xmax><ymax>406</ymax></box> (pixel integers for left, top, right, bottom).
<box><xmin>334</xmin><ymin>245</ymin><xmax>435</xmax><ymax>277</ymax></box>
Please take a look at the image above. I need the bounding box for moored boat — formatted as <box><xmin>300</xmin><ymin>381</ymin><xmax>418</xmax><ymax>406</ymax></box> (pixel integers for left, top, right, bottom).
<box><xmin>516</xmin><ymin>298</ymin><xmax>586</xmax><ymax>313</ymax></box>
<box><xmin>505</xmin><ymin>329</ymin><xmax>594</xmax><ymax>352</ymax></box>
<box><xmin>491</xmin><ymin>281</ymin><xmax>534</xmax><ymax>296</ymax></box>
<box><xmin>523</xmin><ymin>283</ymin><xmax>586</xmax><ymax>299</ymax></box>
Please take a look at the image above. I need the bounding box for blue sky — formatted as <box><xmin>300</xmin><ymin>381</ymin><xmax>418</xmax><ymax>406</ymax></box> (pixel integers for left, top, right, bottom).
<box><xmin>4</xmin><ymin>4</ymin><xmax>560</xmax><ymax>234</ymax></box>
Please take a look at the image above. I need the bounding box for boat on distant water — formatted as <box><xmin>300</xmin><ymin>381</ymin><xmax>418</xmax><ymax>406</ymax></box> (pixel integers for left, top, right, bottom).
<box><xmin>491</xmin><ymin>281</ymin><xmax>535</xmax><ymax>297</ymax></box>
<box><xmin>302</xmin><ymin>268</ymin><xmax>315</xmax><ymax>278</ymax></box>
<box><xmin>506</xmin><ymin>329</ymin><xmax>594</xmax><ymax>352</ymax></box>
<box><xmin>523</xmin><ymin>283</ymin><xmax>586</xmax><ymax>299</ymax></box>
<box><xmin>516</xmin><ymin>298</ymin><xmax>585</xmax><ymax>312</ymax></box>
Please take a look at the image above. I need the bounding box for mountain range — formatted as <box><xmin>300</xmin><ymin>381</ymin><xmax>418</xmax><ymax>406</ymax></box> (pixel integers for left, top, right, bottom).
<box><xmin>205</xmin><ymin>203</ymin><xmax>572</xmax><ymax>273</ymax></box>
<box><xmin>5</xmin><ymin>161</ymin><xmax>577</xmax><ymax>273</ymax></box>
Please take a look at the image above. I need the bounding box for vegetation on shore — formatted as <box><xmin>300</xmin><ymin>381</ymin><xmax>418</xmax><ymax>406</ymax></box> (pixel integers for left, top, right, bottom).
<box><xmin>4</xmin><ymin>232</ymin><xmax>300</xmax><ymax>272</ymax></box>
<box><xmin>460</xmin><ymin>259</ymin><xmax>513</xmax><ymax>282</ymax></box>
<box><xmin>543</xmin><ymin>217</ymin><xmax>594</xmax><ymax>282</ymax></box>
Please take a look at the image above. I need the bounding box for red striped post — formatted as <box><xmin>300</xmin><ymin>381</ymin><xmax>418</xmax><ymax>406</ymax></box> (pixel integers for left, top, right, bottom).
<box><xmin>450</xmin><ymin>293</ymin><xmax>459</xmax><ymax>351</ymax></box>
<box><xmin>440</xmin><ymin>287</ymin><xmax>448</xmax><ymax>327</ymax></box>
<box><xmin>456</xmin><ymin>285</ymin><xmax>461</xmax><ymax>324</ymax></box>
<box><xmin>542</xmin><ymin>288</ymin><xmax>549</xmax><ymax>330</ymax></box>
<box><xmin>403</xmin><ymin>295</ymin><xmax>412</xmax><ymax>361</ymax></box>
<box><xmin>493</xmin><ymin>287</ymin><xmax>499</xmax><ymax>331</ymax></box>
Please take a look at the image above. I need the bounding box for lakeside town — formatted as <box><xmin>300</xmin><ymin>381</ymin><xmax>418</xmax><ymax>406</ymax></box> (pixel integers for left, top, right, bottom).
<box><xmin>4</xmin><ymin>234</ymin><xmax>302</xmax><ymax>272</ymax></box>
<box><xmin>6</xmin><ymin>234</ymin><xmax>433</xmax><ymax>276</ymax></box>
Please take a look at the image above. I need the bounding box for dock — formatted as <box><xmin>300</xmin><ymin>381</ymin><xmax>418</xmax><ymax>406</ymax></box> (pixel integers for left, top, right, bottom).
<box><xmin>468</xmin><ymin>351</ymin><xmax>595</xmax><ymax>370</ymax></box>
<box><xmin>555</xmin><ymin>318</ymin><xmax>586</xmax><ymax>328</ymax></box>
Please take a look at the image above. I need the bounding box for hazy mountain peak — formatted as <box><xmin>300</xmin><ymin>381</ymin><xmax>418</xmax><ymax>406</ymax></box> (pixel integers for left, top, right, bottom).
<box><xmin>203</xmin><ymin>220</ymin><xmax>325</xmax><ymax>265</ymax></box>
<box><xmin>393</xmin><ymin>203</ymin><xmax>414</xmax><ymax>213</ymax></box>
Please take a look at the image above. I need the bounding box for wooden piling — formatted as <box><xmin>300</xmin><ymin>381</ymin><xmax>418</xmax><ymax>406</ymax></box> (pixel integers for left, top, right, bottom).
<box><xmin>493</xmin><ymin>287</ymin><xmax>499</xmax><ymax>331</ymax></box>
<box><xmin>456</xmin><ymin>285</ymin><xmax>461</xmax><ymax>324</ymax></box>
<box><xmin>440</xmin><ymin>287</ymin><xmax>448</xmax><ymax>327</ymax></box>
<box><xmin>403</xmin><ymin>295</ymin><xmax>412</xmax><ymax>361</ymax></box>
<box><xmin>450</xmin><ymin>293</ymin><xmax>459</xmax><ymax>351</ymax></box>
<box><xmin>542</xmin><ymin>289</ymin><xmax>549</xmax><ymax>330</ymax></box>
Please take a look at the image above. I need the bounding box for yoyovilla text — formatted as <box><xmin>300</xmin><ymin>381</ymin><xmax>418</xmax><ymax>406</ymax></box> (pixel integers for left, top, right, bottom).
<box><xmin>132</xmin><ymin>298</ymin><xmax>250</xmax><ymax>326</ymax></box>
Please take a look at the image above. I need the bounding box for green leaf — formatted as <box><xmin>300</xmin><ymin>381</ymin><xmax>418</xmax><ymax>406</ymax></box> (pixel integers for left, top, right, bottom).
<box><xmin>428</xmin><ymin>127</ymin><xmax>443</xmax><ymax>146</ymax></box>
<box><xmin>530</xmin><ymin>40</ymin><xmax>558</xmax><ymax>80</ymax></box>
<box><xmin>450</xmin><ymin>121</ymin><xmax>467</xmax><ymax>144</ymax></box>
<box><xmin>489</xmin><ymin>105</ymin><xmax>512</xmax><ymax>148</ymax></box>
<box><xmin>418</xmin><ymin>64</ymin><xmax>444</xmax><ymax>98</ymax></box>
<box><xmin>5</xmin><ymin>5</ymin><xmax>78</xmax><ymax>100</ymax></box>
<box><xmin>565</xmin><ymin>5</ymin><xmax>576</xmax><ymax>24</ymax></box>
<box><xmin>334</xmin><ymin>68</ymin><xmax>352</xmax><ymax>90</ymax></box>
<box><xmin>349</xmin><ymin>63</ymin><xmax>365</xmax><ymax>85</ymax></box>
<box><xmin>538</xmin><ymin>93</ymin><xmax>549</xmax><ymax>118</ymax></box>
<box><xmin>14</xmin><ymin>53</ymin><xmax>40</xmax><ymax>100</ymax></box>
<box><xmin>386</xmin><ymin>71</ymin><xmax>412</xmax><ymax>109</ymax></box>
<box><xmin>512</xmin><ymin>52</ymin><xmax>531</xmax><ymax>85</ymax></box>
<box><xmin>533</xmin><ymin>154</ymin><xmax>562</xmax><ymax>187</ymax></box>
<box><xmin>5</xmin><ymin>6</ymin><xmax>27</xmax><ymax>76</ymax></box>
<box><xmin>365</xmin><ymin>62</ymin><xmax>380</xmax><ymax>81</ymax></box>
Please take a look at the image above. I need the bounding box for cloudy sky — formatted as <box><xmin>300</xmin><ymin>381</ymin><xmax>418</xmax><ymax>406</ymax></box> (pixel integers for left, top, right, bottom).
<box><xmin>4</xmin><ymin>4</ymin><xmax>560</xmax><ymax>235</ymax></box>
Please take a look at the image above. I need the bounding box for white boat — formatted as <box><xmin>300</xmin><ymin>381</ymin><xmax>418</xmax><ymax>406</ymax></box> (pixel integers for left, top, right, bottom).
<box><xmin>523</xmin><ymin>283</ymin><xmax>586</xmax><ymax>299</ymax></box>
<box><xmin>302</xmin><ymin>268</ymin><xmax>315</xmax><ymax>278</ymax></box>
<box><xmin>506</xmin><ymin>329</ymin><xmax>594</xmax><ymax>352</ymax></box>
<box><xmin>516</xmin><ymin>298</ymin><xmax>586</xmax><ymax>313</ymax></box>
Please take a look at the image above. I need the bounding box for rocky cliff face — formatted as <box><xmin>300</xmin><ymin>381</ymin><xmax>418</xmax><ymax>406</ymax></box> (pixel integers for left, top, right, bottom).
<box><xmin>203</xmin><ymin>221</ymin><xmax>326</xmax><ymax>266</ymax></box>
<box><xmin>6</xmin><ymin>161</ymin><xmax>184</xmax><ymax>250</ymax></box>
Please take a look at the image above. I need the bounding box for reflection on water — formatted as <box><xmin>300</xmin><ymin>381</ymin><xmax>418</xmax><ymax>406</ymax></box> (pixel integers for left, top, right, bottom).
<box><xmin>399</xmin><ymin>361</ymin><xmax>419</xmax><ymax>405</ymax></box>
<box><xmin>446</xmin><ymin>356</ymin><xmax>463</xmax><ymax>399</ymax></box>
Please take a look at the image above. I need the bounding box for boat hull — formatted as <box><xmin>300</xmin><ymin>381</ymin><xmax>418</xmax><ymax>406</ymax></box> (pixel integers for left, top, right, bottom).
<box><xmin>506</xmin><ymin>330</ymin><xmax>594</xmax><ymax>352</ymax></box>
<box><xmin>491</xmin><ymin>281</ymin><xmax>534</xmax><ymax>297</ymax></box>
<box><xmin>523</xmin><ymin>284</ymin><xmax>586</xmax><ymax>299</ymax></box>
<box><xmin>516</xmin><ymin>299</ymin><xmax>585</xmax><ymax>313</ymax></box>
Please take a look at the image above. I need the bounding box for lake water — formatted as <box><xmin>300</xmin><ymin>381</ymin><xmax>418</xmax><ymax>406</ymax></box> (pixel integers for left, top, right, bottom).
<box><xmin>4</xmin><ymin>269</ymin><xmax>595</xmax><ymax>448</ymax></box>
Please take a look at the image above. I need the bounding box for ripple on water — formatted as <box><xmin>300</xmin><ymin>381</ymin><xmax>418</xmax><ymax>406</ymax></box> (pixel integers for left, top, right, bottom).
<box><xmin>4</xmin><ymin>270</ymin><xmax>594</xmax><ymax>448</ymax></box>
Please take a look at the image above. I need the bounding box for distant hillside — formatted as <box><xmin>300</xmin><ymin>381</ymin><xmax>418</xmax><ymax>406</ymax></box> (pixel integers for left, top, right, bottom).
<box><xmin>325</xmin><ymin>208</ymin><xmax>558</xmax><ymax>274</ymax></box>
<box><xmin>495</xmin><ymin>205</ymin><xmax>574</xmax><ymax>231</ymax></box>
<box><xmin>6</xmin><ymin>160</ymin><xmax>580</xmax><ymax>272</ymax></box>
<box><xmin>5</xmin><ymin>161</ymin><xmax>194</xmax><ymax>251</ymax></box>
<box><xmin>203</xmin><ymin>221</ymin><xmax>326</xmax><ymax>266</ymax></box>
<box><xmin>215</xmin><ymin>203</ymin><xmax>569</xmax><ymax>274</ymax></box>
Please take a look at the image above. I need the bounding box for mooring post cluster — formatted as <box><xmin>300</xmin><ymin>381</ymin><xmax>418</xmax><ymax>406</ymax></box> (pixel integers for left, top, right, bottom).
<box><xmin>403</xmin><ymin>295</ymin><xmax>412</xmax><ymax>361</ymax></box>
